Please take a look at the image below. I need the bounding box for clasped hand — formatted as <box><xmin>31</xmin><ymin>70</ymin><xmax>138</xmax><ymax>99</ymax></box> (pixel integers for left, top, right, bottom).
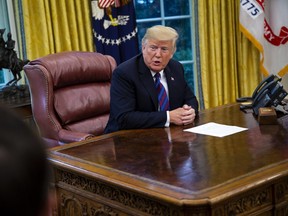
<box><xmin>169</xmin><ymin>104</ymin><xmax>196</xmax><ymax>125</ymax></box>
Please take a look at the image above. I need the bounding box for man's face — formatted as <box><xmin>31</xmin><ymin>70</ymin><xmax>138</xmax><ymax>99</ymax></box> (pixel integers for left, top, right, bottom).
<box><xmin>142</xmin><ymin>39</ymin><xmax>174</xmax><ymax>72</ymax></box>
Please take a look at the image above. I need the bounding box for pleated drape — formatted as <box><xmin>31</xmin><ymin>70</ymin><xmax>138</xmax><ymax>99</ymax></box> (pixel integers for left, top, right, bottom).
<box><xmin>197</xmin><ymin>0</ymin><xmax>262</xmax><ymax>109</ymax></box>
<box><xmin>12</xmin><ymin>0</ymin><xmax>26</xmax><ymax>60</ymax></box>
<box><xmin>22</xmin><ymin>0</ymin><xmax>95</xmax><ymax>60</ymax></box>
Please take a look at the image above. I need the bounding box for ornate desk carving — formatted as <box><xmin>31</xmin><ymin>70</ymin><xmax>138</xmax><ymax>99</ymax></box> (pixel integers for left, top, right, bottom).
<box><xmin>49</xmin><ymin>103</ymin><xmax>288</xmax><ymax>215</ymax></box>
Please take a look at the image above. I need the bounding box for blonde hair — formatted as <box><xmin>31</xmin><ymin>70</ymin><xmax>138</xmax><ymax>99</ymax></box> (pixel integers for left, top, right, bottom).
<box><xmin>142</xmin><ymin>25</ymin><xmax>179</xmax><ymax>52</ymax></box>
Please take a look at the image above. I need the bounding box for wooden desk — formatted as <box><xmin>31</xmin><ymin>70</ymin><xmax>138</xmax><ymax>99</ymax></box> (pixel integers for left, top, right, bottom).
<box><xmin>49</xmin><ymin>103</ymin><xmax>288</xmax><ymax>216</ymax></box>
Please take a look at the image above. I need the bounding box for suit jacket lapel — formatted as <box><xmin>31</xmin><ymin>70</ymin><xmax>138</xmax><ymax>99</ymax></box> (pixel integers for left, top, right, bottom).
<box><xmin>164</xmin><ymin>65</ymin><xmax>177</xmax><ymax>109</ymax></box>
<box><xmin>138</xmin><ymin>56</ymin><xmax>158</xmax><ymax>110</ymax></box>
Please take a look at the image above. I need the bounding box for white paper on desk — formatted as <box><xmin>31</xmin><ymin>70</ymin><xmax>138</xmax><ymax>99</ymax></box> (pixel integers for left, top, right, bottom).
<box><xmin>183</xmin><ymin>122</ymin><xmax>248</xmax><ymax>137</ymax></box>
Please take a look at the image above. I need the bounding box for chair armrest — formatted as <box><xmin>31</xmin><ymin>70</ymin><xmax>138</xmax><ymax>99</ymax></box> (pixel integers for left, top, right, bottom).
<box><xmin>58</xmin><ymin>129</ymin><xmax>94</xmax><ymax>144</ymax></box>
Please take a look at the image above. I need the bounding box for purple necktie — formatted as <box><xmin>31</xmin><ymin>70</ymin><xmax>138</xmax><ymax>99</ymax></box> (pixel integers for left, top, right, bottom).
<box><xmin>154</xmin><ymin>73</ymin><xmax>169</xmax><ymax>111</ymax></box>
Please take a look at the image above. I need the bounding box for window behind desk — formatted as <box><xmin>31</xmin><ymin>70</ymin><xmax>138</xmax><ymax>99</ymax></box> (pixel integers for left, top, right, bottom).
<box><xmin>0</xmin><ymin>1</ymin><xmax>18</xmax><ymax>86</ymax></box>
<box><xmin>0</xmin><ymin>70</ymin><xmax>5</xmax><ymax>84</ymax></box>
<box><xmin>134</xmin><ymin>0</ymin><xmax>196</xmax><ymax>92</ymax></box>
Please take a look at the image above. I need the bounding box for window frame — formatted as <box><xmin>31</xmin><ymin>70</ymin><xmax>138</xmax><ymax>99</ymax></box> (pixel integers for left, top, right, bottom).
<box><xmin>133</xmin><ymin>0</ymin><xmax>197</xmax><ymax>92</ymax></box>
<box><xmin>0</xmin><ymin>0</ymin><xmax>18</xmax><ymax>86</ymax></box>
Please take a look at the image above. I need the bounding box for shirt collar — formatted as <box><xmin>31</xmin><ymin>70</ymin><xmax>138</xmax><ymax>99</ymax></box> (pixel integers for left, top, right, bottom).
<box><xmin>151</xmin><ymin>70</ymin><xmax>164</xmax><ymax>78</ymax></box>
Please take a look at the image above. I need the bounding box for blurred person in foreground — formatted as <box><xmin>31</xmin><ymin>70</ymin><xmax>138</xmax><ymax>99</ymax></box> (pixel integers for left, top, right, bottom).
<box><xmin>105</xmin><ymin>25</ymin><xmax>199</xmax><ymax>133</ymax></box>
<box><xmin>0</xmin><ymin>105</ymin><xmax>54</xmax><ymax>216</ymax></box>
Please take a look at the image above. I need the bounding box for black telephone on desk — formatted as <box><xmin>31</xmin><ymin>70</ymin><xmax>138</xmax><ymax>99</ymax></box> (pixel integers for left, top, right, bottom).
<box><xmin>237</xmin><ymin>75</ymin><xmax>288</xmax><ymax>115</ymax></box>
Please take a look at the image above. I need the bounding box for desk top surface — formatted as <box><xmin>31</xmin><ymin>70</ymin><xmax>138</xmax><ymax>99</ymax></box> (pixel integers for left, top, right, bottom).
<box><xmin>49</xmin><ymin>103</ymin><xmax>288</xmax><ymax>202</ymax></box>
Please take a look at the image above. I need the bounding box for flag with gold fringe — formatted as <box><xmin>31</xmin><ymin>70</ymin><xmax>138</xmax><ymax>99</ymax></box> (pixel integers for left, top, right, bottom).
<box><xmin>91</xmin><ymin>0</ymin><xmax>139</xmax><ymax>65</ymax></box>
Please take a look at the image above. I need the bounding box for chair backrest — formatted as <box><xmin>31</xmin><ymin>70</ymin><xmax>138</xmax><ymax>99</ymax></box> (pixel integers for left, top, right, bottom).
<box><xmin>24</xmin><ymin>51</ymin><xmax>117</xmax><ymax>147</ymax></box>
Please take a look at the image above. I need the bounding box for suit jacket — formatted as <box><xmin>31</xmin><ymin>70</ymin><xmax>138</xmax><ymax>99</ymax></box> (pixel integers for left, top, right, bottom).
<box><xmin>104</xmin><ymin>54</ymin><xmax>199</xmax><ymax>133</ymax></box>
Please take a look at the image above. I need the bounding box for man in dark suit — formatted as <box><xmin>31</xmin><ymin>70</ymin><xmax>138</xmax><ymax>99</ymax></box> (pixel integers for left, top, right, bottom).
<box><xmin>104</xmin><ymin>25</ymin><xmax>199</xmax><ymax>133</ymax></box>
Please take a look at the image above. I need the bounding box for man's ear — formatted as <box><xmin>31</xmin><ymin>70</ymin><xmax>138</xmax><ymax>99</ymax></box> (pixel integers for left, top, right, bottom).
<box><xmin>142</xmin><ymin>43</ymin><xmax>146</xmax><ymax>52</ymax></box>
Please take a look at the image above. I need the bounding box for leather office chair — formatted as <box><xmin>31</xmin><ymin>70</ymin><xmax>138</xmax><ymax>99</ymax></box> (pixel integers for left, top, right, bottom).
<box><xmin>24</xmin><ymin>51</ymin><xmax>116</xmax><ymax>148</ymax></box>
